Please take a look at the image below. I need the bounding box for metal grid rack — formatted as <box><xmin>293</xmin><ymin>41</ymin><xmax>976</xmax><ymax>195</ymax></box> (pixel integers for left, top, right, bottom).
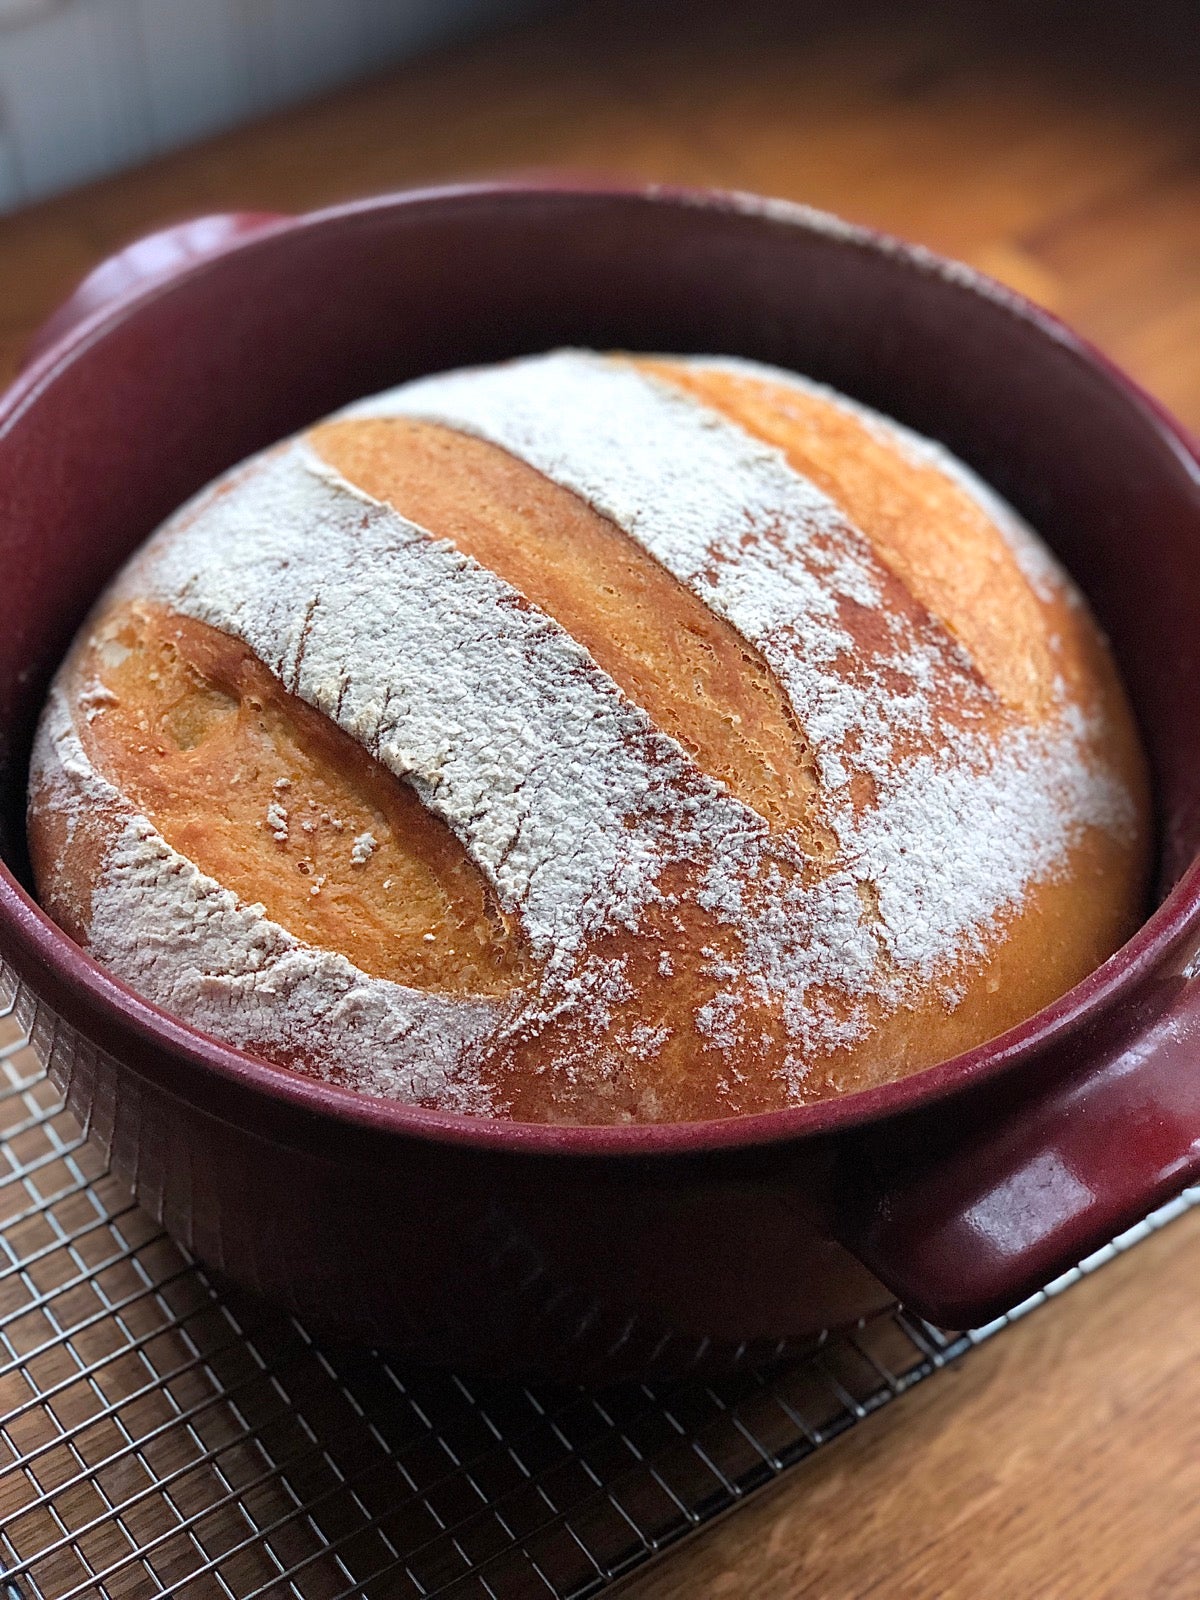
<box><xmin>1</xmin><ymin>992</ymin><xmax>1196</xmax><ymax>1600</ymax></box>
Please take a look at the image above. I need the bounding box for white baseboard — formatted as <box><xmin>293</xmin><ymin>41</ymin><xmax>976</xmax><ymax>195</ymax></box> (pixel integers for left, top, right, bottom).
<box><xmin>0</xmin><ymin>0</ymin><xmax>536</xmax><ymax>212</ymax></box>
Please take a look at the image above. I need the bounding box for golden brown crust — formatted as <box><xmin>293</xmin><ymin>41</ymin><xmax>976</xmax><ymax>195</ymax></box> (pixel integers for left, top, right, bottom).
<box><xmin>311</xmin><ymin>417</ymin><xmax>823</xmax><ymax>839</ymax></box>
<box><xmin>482</xmin><ymin>808</ymin><xmax>1147</xmax><ymax>1124</ymax></box>
<box><xmin>642</xmin><ymin>354</ymin><xmax>1153</xmax><ymax>835</ymax></box>
<box><xmin>28</xmin><ymin>355</ymin><xmax>1153</xmax><ymax>1123</ymax></box>
<box><xmin>60</xmin><ymin>602</ymin><xmax>531</xmax><ymax>996</ymax></box>
<box><xmin>637</xmin><ymin>358</ymin><xmax>1058</xmax><ymax>719</ymax></box>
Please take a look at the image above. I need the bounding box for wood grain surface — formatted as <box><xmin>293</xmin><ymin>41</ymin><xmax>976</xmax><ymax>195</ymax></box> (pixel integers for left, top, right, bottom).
<box><xmin>1</xmin><ymin>2</ymin><xmax>1197</xmax><ymax>1595</ymax></box>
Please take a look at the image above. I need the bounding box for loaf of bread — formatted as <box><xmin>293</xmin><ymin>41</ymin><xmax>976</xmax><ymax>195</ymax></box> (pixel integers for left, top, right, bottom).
<box><xmin>27</xmin><ymin>351</ymin><xmax>1150</xmax><ymax>1122</ymax></box>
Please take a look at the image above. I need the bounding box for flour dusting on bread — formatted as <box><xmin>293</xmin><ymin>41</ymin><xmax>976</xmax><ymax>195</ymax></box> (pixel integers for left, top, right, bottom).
<box><xmin>31</xmin><ymin>688</ymin><xmax>501</xmax><ymax>1112</ymax></box>
<box><xmin>27</xmin><ymin>351</ymin><xmax>1148</xmax><ymax>1120</ymax></box>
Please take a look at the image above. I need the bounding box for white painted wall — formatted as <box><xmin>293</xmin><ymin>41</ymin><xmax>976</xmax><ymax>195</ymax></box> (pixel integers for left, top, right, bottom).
<box><xmin>0</xmin><ymin>0</ymin><xmax>535</xmax><ymax>212</ymax></box>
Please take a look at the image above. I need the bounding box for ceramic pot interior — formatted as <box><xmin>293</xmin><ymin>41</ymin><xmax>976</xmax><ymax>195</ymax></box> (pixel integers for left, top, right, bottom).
<box><xmin>0</xmin><ymin>191</ymin><xmax>1197</xmax><ymax>917</ymax></box>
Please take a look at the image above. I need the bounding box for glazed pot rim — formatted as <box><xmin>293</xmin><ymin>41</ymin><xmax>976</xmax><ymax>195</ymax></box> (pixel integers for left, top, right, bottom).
<box><xmin>3</xmin><ymin>178</ymin><xmax>1199</xmax><ymax>1159</ymax></box>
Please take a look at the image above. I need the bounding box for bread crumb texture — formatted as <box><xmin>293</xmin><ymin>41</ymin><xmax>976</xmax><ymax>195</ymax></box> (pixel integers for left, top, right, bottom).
<box><xmin>28</xmin><ymin>352</ymin><xmax>1151</xmax><ymax>1122</ymax></box>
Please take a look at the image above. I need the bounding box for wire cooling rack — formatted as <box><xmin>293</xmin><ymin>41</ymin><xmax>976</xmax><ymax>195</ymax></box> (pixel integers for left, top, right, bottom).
<box><xmin>1</xmin><ymin>987</ymin><xmax>1197</xmax><ymax>1600</ymax></box>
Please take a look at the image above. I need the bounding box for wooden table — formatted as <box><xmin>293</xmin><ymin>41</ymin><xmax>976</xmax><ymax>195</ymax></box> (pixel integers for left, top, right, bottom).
<box><xmin>2</xmin><ymin>2</ymin><xmax>1197</xmax><ymax>1594</ymax></box>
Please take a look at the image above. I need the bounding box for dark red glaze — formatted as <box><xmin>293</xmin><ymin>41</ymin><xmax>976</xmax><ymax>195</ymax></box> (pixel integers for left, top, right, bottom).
<box><xmin>21</xmin><ymin>212</ymin><xmax>287</xmax><ymax>370</ymax></box>
<box><xmin>1</xmin><ymin>185</ymin><xmax>1198</xmax><ymax>1375</ymax></box>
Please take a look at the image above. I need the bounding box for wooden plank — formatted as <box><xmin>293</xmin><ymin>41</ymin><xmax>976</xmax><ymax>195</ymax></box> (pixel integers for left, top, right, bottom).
<box><xmin>633</xmin><ymin>1207</ymin><xmax>1200</xmax><ymax>1599</ymax></box>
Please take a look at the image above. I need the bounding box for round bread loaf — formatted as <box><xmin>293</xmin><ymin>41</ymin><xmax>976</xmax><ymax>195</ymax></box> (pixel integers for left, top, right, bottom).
<box><xmin>27</xmin><ymin>351</ymin><xmax>1151</xmax><ymax>1123</ymax></box>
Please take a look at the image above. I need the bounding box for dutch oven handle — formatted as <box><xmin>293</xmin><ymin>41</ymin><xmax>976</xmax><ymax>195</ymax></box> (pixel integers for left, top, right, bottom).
<box><xmin>23</xmin><ymin>211</ymin><xmax>286</xmax><ymax>368</ymax></box>
<box><xmin>838</xmin><ymin>965</ymin><xmax>1200</xmax><ymax>1329</ymax></box>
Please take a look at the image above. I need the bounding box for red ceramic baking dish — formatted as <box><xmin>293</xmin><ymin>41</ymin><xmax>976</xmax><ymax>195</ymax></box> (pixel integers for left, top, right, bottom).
<box><xmin>2</xmin><ymin>184</ymin><xmax>1199</xmax><ymax>1377</ymax></box>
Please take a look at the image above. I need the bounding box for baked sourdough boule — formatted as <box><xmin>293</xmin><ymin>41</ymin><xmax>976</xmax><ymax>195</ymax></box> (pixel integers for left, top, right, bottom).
<box><xmin>27</xmin><ymin>351</ymin><xmax>1151</xmax><ymax>1123</ymax></box>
